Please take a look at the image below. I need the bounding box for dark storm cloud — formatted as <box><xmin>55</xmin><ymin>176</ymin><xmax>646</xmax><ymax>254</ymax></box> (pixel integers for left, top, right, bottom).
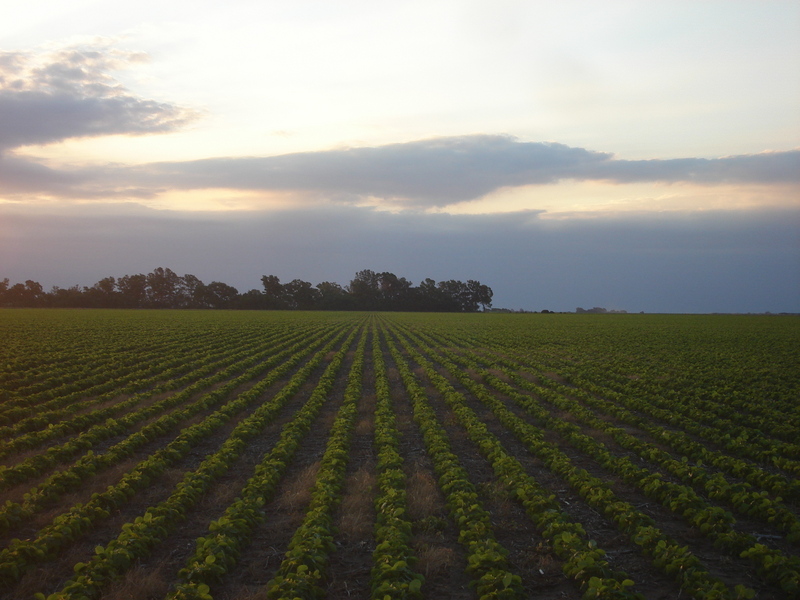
<box><xmin>1</xmin><ymin>202</ymin><xmax>797</xmax><ymax>313</ymax></box>
<box><xmin>591</xmin><ymin>151</ymin><xmax>800</xmax><ymax>185</ymax></box>
<box><xmin>0</xmin><ymin>154</ymin><xmax>87</xmax><ymax>195</ymax></box>
<box><xmin>0</xmin><ymin>154</ymin><xmax>157</xmax><ymax>199</ymax></box>
<box><xmin>118</xmin><ymin>137</ymin><xmax>799</xmax><ymax>206</ymax></box>
<box><xmin>7</xmin><ymin>135</ymin><xmax>798</xmax><ymax>206</ymax></box>
<box><xmin>144</xmin><ymin>138</ymin><xmax>798</xmax><ymax>202</ymax></box>
<box><xmin>126</xmin><ymin>136</ymin><xmax>612</xmax><ymax>204</ymax></box>
<box><xmin>0</xmin><ymin>44</ymin><xmax>197</xmax><ymax>151</ymax></box>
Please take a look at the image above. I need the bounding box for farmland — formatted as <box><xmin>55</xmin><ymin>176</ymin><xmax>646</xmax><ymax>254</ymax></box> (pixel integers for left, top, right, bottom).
<box><xmin>0</xmin><ymin>310</ymin><xmax>798</xmax><ymax>600</ymax></box>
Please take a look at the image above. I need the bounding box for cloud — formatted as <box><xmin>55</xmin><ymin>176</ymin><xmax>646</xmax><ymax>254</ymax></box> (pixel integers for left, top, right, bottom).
<box><xmin>125</xmin><ymin>136</ymin><xmax>613</xmax><ymax>205</ymax></box>
<box><xmin>1</xmin><ymin>202</ymin><xmax>797</xmax><ymax>313</ymax></box>
<box><xmin>136</xmin><ymin>137</ymin><xmax>797</xmax><ymax>201</ymax></box>
<box><xmin>0</xmin><ymin>42</ymin><xmax>197</xmax><ymax>151</ymax></box>
<box><xmin>591</xmin><ymin>151</ymin><xmax>800</xmax><ymax>185</ymax></box>
<box><xmin>0</xmin><ymin>154</ymin><xmax>88</xmax><ymax>196</ymax></box>
<box><xmin>5</xmin><ymin>135</ymin><xmax>797</xmax><ymax>207</ymax></box>
<box><xmin>0</xmin><ymin>43</ymin><xmax>794</xmax><ymax>207</ymax></box>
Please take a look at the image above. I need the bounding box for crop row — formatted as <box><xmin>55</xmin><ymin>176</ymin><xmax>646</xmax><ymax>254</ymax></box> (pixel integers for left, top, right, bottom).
<box><xmin>472</xmin><ymin>333</ymin><xmax>800</xmax><ymax>502</ymax></box>
<box><xmin>489</xmin><ymin>329</ymin><xmax>800</xmax><ymax>473</ymax></box>
<box><xmin>0</xmin><ymin>323</ymin><xmax>355</xmax><ymax>587</ymax></box>
<box><xmin>31</xmin><ymin>323</ymin><xmax>361</xmax><ymax>600</ymax></box>
<box><xmin>0</xmin><ymin>310</ymin><xmax>796</xmax><ymax>600</ymax></box>
<box><xmin>0</xmin><ymin>324</ymin><xmax>229</xmax><ymax>415</ymax></box>
<box><xmin>263</xmin><ymin>328</ymin><xmax>367</xmax><ymax>599</ymax></box>
<box><xmin>164</xmin><ymin>327</ymin><xmax>363</xmax><ymax>600</ymax></box>
<box><xmin>398</xmin><ymin>322</ymin><xmax>798</xmax><ymax>597</ymax></box>
<box><xmin>484</xmin><ymin>354</ymin><xmax>800</xmax><ymax>543</ymax></box>
<box><xmin>430</xmin><ymin>323</ymin><xmax>800</xmax><ymax>502</ymax></box>
<box><xmin>0</xmin><ymin>325</ymin><xmax>285</xmax><ymax>454</ymax></box>
<box><xmin>0</xmin><ymin>322</ymin><xmax>320</xmax><ymax>464</ymax></box>
<box><xmin>369</xmin><ymin>323</ymin><xmax>425</xmax><ymax>599</ymax></box>
<box><xmin>384</xmin><ymin>325</ymin><xmax>529</xmax><ymax>600</ymax></box>
<box><xmin>0</xmin><ymin>327</ymin><xmax>336</xmax><ymax>540</ymax></box>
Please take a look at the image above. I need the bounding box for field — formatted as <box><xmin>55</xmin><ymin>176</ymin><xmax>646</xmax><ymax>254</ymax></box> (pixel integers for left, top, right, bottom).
<box><xmin>0</xmin><ymin>310</ymin><xmax>798</xmax><ymax>600</ymax></box>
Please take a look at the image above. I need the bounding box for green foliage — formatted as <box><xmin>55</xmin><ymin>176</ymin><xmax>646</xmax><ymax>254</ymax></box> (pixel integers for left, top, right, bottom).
<box><xmin>0</xmin><ymin>311</ymin><xmax>796</xmax><ymax>600</ymax></box>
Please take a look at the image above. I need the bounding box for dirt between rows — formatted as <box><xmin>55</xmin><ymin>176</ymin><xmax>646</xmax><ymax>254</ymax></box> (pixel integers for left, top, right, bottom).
<box><xmin>417</xmin><ymin>341</ymin><xmax>793</xmax><ymax>599</ymax></box>
<box><xmin>2</xmin><ymin>333</ymin><xmax>359</xmax><ymax>600</ymax></box>
<box><xmin>2</xmin><ymin>325</ymin><xmax>797</xmax><ymax>600</ymax></box>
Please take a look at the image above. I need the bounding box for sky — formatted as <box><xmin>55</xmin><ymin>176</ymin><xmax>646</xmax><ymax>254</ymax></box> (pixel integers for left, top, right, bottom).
<box><xmin>1</xmin><ymin>0</ymin><xmax>798</xmax><ymax>312</ymax></box>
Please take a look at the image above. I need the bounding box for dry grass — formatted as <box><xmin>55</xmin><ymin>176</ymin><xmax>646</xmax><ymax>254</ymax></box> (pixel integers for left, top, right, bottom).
<box><xmin>320</xmin><ymin>411</ymin><xmax>338</xmax><ymax>430</ymax></box>
<box><xmin>276</xmin><ymin>461</ymin><xmax>320</xmax><ymax>513</ymax></box>
<box><xmin>103</xmin><ymin>564</ymin><xmax>170</xmax><ymax>600</ymax></box>
<box><xmin>487</xmin><ymin>368</ymin><xmax>511</xmax><ymax>382</ymax></box>
<box><xmin>395</xmin><ymin>411</ymin><xmax>413</xmax><ymax>431</ymax></box>
<box><xmin>480</xmin><ymin>480</ymin><xmax>514</xmax><ymax>519</ymax></box>
<box><xmin>33</xmin><ymin>489</ymin><xmax>85</xmax><ymax>530</ymax></box>
<box><xmin>354</xmin><ymin>394</ymin><xmax>376</xmax><ymax>436</ymax></box>
<box><xmin>543</xmin><ymin>371</ymin><xmax>568</xmax><ymax>384</ymax></box>
<box><xmin>354</xmin><ymin>416</ymin><xmax>373</xmax><ymax>436</ymax></box>
<box><xmin>406</xmin><ymin>465</ymin><xmax>440</xmax><ymax>521</ymax></box>
<box><xmin>209</xmin><ymin>475</ymin><xmax>241</xmax><ymax>507</ymax></box>
<box><xmin>464</xmin><ymin>367</ymin><xmax>480</xmax><ymax>381</ymax></box>
<box><xmin>161</xmin><ymin>466</ymin><xmax>187</xmax><ymax>488</ymax></box>
<box><xmin>13</xmin><ymin>542</ymin><xmax>95</xmax><ymax>599</ymax></box>
<box><xmin>553</xmin><ymin>409</ymin><xmax>577</xmax><ymax>423</ymax></box>
<box><xmin>480</xmin><ymin>410</ymin><xmax>498</xmax><ymax>424</ymax></box>
<box><xmin>528</xmin><ymin>543</ymin><xmax>560</xmax><ymax>576</ymax></box>
<box><xmin>416</xmin><ymin>544</ymin><xmax>456</xmax><ymax>577</ymax></box>
<box><xmin>585</xmin><ymin>427</ymin><xmax>615</xmax><ymax>446</ymax></box>
<box><xmin>0</xmin><ymin>445</ymin><xmax>52</xmax><ymax>470</ymax></box>
<box><xmin>231</xmin><ymin>588</ymin><xmax>270</xmax><ymax>600</ymax></box>
<box><xmin>337</xmin><ymin>466</ymin><xmax>376</xmax><ymax>540</ymax></box>
<box><xmin>21</xmin><ymin>458</ymin><xmax>177</xmax><ymax>535</ymax></box>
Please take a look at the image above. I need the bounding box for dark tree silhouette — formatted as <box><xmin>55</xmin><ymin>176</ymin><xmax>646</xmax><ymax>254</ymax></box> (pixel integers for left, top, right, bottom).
<box><xmin>0</xmin><ymin>269</ymin><xmax>492</xmax><ymax>312</ymax></box>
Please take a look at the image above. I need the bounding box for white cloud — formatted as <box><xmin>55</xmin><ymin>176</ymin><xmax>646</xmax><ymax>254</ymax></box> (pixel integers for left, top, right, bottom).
<box><xmin>0</xmin><ymin>41</ymin><xmax>197</xmax><ymax>151</ymax></box>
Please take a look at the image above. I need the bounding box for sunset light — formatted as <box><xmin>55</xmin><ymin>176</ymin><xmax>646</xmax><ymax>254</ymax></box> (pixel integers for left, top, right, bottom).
<box><xmin>1</xmin><ymin>0</ymin><xmax>798</xmax><ymax>312</ymax></box>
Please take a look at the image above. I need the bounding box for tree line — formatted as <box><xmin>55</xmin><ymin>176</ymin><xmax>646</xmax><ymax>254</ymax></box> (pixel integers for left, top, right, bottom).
<box><xmin>0</xmin><ymin>268</ymin><xmax>493</xmax><ymax>312</ymax></box>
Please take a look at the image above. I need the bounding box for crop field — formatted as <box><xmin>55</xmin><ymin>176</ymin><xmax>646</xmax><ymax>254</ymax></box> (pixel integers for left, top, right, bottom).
<box><xmin>0</xmin><ymin>310</ymin><xmax>798</xmax><ymax>600</ymax></box>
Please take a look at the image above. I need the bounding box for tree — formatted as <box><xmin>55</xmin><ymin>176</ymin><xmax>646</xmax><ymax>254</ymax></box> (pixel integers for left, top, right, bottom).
<box><xmin>347</xmin><ymin>269</ymin><xmax>380</xmax><ymax>309</ymax></box>
<box><xmin>83</xmin><ymin>276</ymin><xmax>119</xmax><ymax>308</ymax></box>
<box><xmin>2</xmin><ymin>280</ymin><xmax>45</xmax><ymax>307</ymax></box>
<box><xmin>467</xmin><ymin>280</ymin><xmax>493</xmax><ymax>311</ymax></box>
<box><xmin>233</xmin><ymin>289</ymin><xmax>261</xmax><ymax>309</ymax></box>
<box><xmin>117</xmin><ymin>274</ymin><xmax>148</xmax><ymax>308</ymax></box>
<box><xmin>261</xmin><ymin>275</ymin><xmax>288</xmax><ymax>309</ymax></box>
<box><xmin>437</xmin><ymin>280</ymin><xmax>471</xmax><ymax>311</ymax></box>
<box><xmin>180</xmin><ymin>274</ymin><xmax>205</xmax><ymax>308</ymax></box>
<box><xmin>203</xmin><ymin>281</ymin><xmax>239</xmax><ymax>309</ymax></box>
<box><xmin>316</xmin><ymin>281</ymin><xmax>353</xmax><ymax>310</ymax></box>
<box><xmin>413</xmin><ymin>278</ymin><xmax>443</xmax><ymax>311</ymax></box>
<box><xmin>0</xmin><ymin>268</ymin><xmax>493</xmax><ymax>312</ymax></box>
<box><xmin>146</xmin><ymin>267</ymin><xmax>182</xmax><ymax>308</ymax></box>
<box><xmin>377</xmin><ymin>272</ymin><xmax>412</xmax><ymax>310</ymax></box>
<box><xmin>50</xmin><ymin>285</ymin><xmax>85</xmax><ymax>308</ymax></box>
<box><xmin>26</xmin><ymin>280</ymin><xmax>45</xmax><ymax>306</ymax></box>
<box><xmin>283</xmin><ymin>279</ymin><xmax>319</xmax><ymax>310</ymax></box>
